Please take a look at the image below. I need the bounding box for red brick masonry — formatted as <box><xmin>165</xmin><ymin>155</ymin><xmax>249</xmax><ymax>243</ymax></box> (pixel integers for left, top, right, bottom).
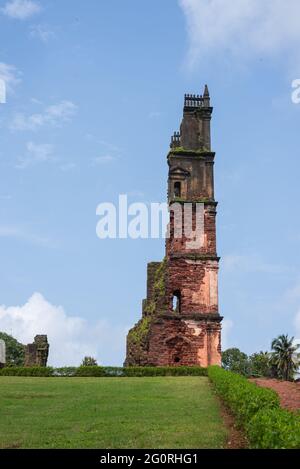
<box><xmin>125</xmin><ymin>87</ymin><xmax>223</xmax><ymax>367</ymax></box>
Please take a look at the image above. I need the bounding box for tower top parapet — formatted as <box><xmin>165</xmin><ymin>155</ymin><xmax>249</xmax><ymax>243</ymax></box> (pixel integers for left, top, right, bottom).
<box><xmin>184</xmin><ymin>85</ymin><xmax>210</xmax><ymax>110</ymax></box>
<box><xmin>170</xmin><ymin>84</ymin><xmax>213</xmax><ymax>151</ymax></box>
<box><xmin>184</xmin><ymin>94</ymin><xmax>203</xmax><ymax>109</ymax></box>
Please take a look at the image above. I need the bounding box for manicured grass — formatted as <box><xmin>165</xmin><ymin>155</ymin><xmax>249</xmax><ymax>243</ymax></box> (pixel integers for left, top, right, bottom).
<box><xmin>0</xmin><ymin>376</ymin><xmax>227</xmax><ymax>449</ymax></box>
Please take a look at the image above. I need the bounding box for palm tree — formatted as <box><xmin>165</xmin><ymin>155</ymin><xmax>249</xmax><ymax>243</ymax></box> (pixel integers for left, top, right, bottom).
<box><xmin>271</xmin><ymin>334</ymin><xmax>300</xmax><ymax>381</ymax></box>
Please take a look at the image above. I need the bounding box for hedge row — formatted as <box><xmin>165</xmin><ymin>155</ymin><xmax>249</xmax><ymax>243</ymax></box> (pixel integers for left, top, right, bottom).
<box><xmin>0</xmin><ymin>365</ymin><xmax>208</xmax><ymax>378</ymax></box>
<box><xmin>0</xmin><ymin>366</ymin><xmax>54</xmax><ymax>377</ymax></box>
<box><xmin>208</xmin><ymin>366</ymin><xmax>300</xmax><ymax>449</ymax></box>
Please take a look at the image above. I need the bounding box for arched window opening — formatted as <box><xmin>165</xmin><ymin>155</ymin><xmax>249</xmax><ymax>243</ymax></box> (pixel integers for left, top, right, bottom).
<box><xmin>174</xmin><ymin>356</ymin><xmax>181</xmax><ymax>364</ymax></box>
<box><xmin>172</xmin><ymin>290</ymin><xmax>181</xmax><ymax>313</ymax></box>
<box><xmin>174</xmin><ymin>181</ymin><xmax>181</xmax><ymax>198</ymax></box>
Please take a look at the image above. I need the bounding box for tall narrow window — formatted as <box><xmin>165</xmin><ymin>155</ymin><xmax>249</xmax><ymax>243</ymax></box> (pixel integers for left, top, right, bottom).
<box><xmin>172</xmin><ymin>290</ymin><xmax>181</xmax><ymax>313</ymax></box>
<box><xmin>174</xmin><ymin>181</ymin><xmax>181</xmax><ymax>198</ymax></box>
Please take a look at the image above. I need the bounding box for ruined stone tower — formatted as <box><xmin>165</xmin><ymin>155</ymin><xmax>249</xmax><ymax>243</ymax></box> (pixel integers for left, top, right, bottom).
<box><xmin>125</xmin><ymin>86</ymin><xmax>222</xmax><ymax>367</ymax></box>
<box><xmin>24</xmin><ymin>335</ymin><xmax>49</xmax><ymax>367</ymax></box>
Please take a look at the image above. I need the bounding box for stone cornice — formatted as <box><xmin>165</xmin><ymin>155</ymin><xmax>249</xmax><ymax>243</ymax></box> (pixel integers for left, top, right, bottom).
<box><xmin>169</xmin><ymin>199</ymin><xmax>218</xmax><ymax>206</ymax></box>
<box><xmin>153</xmin><ymin>313</ymin><xmax>223</xmax><ymax>323</ymax></box>
<box><xmin>169</xmin><ymin>253</ymin><xmax>220</xmax><ymax>262</ymax></box>
<box><xmin>168</xmin><ymin>150</ymin><xmax>215</xmax><ymax>160</ymax></box>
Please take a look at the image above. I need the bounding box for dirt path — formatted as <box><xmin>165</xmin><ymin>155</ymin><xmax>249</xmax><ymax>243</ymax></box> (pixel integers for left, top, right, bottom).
<box><xmin>250</xmin><ymin>378</ymin><xmax>300</xmax><ymax>412</ymax></box>
<box><xmin>219</xmin><ymin>401</ymin><xmax>248</xmax><ymax>449</ymax></box>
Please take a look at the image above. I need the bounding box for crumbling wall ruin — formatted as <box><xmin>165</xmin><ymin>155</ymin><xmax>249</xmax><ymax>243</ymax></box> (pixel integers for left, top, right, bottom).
<box><xmin>24</xmin><ymin>335</ymin><xmax>49</xmax><ymax>367</ymax></box>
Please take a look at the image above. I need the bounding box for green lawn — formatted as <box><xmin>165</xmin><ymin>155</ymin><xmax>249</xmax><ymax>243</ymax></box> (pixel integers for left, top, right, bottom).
<box><xmin>0</xmin><ymin>376</ymin><xmax>228</xmax><ymax>449</ymax></box>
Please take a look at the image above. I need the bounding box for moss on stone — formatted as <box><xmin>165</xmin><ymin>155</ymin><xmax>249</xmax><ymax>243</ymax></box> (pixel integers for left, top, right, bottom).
<box><xmin>144</xmin><ymin>301</ymin><xmax>155</xmax><ymax>315</ymax></box>
<box><xmin>153</xmin><ymin>257</ymin><xmax>167</xmax><ymax>298</ymax></box>
<box><xmin>127</xmin><ymin>316</ymin><xmax>152</xmax><ymax>347</ymax></box>
<box><xmin>127</xmin><ymin>258</ymin><xmax>168</xmax><ymax>356</ymax></box>
<box><xmin>169</xmin><ymin>147</ymin><xmax>211</xmax><ymax>155</ymax></box>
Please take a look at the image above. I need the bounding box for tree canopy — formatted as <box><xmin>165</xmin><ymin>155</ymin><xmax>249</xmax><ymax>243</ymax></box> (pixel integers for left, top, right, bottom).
<box><xmin>0</xmin><ymin>332</ymin><xmax>25</xmax><ymax>366</ymax></box>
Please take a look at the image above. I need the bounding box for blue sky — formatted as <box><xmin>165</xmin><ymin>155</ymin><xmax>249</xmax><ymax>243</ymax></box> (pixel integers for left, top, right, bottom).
<box><xmin>0</xmin><ymin>0</ymin><xmax>300</xmax><ymax>366</ymax></box>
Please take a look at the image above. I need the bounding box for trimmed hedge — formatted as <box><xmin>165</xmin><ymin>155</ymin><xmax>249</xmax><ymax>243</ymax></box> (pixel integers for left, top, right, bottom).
<box><xmin>208</xmin><ymin>366</ymin><xmax>300</xmax><ymax>449</ymax></box>
<box><xmin>74</xmin><ymin>367</ymin><xmax>123</xmax><ymax>377</ymax></box>
<box><xmin>0</xmin><ymin>365</ymin><xmax>207</xmax><ymax>378</ymax></box>
<box><xmin>0</xmin><ymin>367</ymin><xmax>54</xmax><ymax>377</ymax></box>
<box><xmin>123</xmin><ymin>366</ymin><xmax>207</xmax><ymax>377</ymax></box>
<box><xmin>247</xmin><ymin>408</ymin><xmax>300</xmax><ymax>449</ymax></box>
<box><xmin>208</xmin><ymin>366</ymin><xmax>279</xmax><ymax>425</ymax></box>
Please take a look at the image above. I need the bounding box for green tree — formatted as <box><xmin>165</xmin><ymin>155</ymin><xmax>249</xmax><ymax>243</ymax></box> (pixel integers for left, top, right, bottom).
<box><xmin>249</xmin><ymin>351</ymin><xmax>273</xmax><ymax>377</ymax></box>
<box><xmin>271</xmin><ymin>334</ymin><xmax>300</xmax><ymax>381</ymax></box>
<box><xmin>0</xmin><ymin>332</ymin><xmax>25</xmax><ymax>366</ymax></box>
<box><xmin>81</xmin><ymin>356</ymin><xmax>98</xmax><ymax>366</ymax></box>
<box><xmin>222</xmin><ymin>348</ymin><xmax>250</xmax><ymax>376</ymax></box>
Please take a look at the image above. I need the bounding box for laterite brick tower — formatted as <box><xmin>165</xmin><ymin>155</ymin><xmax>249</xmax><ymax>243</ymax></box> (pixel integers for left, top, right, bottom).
<box><xmin>125</xmin><ymin>85</ymin><xmax>222</xmax><ymax>367</ymax></box>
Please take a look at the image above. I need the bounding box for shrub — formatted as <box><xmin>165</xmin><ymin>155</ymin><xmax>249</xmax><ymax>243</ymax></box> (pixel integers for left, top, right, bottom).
<box><xmin>75</xmin><ymin>366</ymin><xmax>207</xmax><ymax>377</ymax></box>
<box><xmin>208</xmin><ymin>366</ymin><xmax>300</xmax><ymax>449</ymax></box>
<box><xmin>0</xmin><ymin>366</ymin><xmax>53</xmax><ymax>377</ymax></box>
<box><xmin>75</xmin><ymin>366</ymin><xmax>119</xmax><ymax>377</ymax></box>
<box><xmin>247</xmin><ymin>408</ymin><xmax>300</xmax><ymax>449</ymax></box>
<box><xmin>208</xmin><ymin>366</ymin><xmax>279</xmax><ymax>426</ymax></box>
<box><xmin>123</xmin><ymin>366</ymin><xmax>208</xmax><ymax>377</ymax></box>
<box><xmin>52</xmin><ymin>367</ymin><xmax>77</xmax><ymax>377</ymax></box>
<box><xmin>0</xmin><ymin>365</ymin><xmax>207</xmax><ymax>378</ymax></box>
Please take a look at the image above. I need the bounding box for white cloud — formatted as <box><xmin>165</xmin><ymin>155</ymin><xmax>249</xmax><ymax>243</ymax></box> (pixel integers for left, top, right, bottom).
<box><xmin>294</xmin><ymin>310</ymin><xmax>300</xmax><ymax>337</ymax></box>
<box><xmin>284</xmin><ymin>279</ymin><xmax>300</xmax><ymax>303</ymax></box>
<box><xmin>46</xmin><ymin>101</ymin><xmax>77</xmax><ymax>122</ymax></box>
<box><xmin>92</xmin><ymin>155</ymin><xmax>117</xmax><ymax>165</ymax></box>
<box><xmin>179</xmin><ymin>0</ymin><xmax>300</xmax><ymax>66</ymax></box>
<box><xmin>222</xmin><ymin>253</ymin><xmax>286</xmax><ymax>274</ymax></box>
<box><xmin>30</xmin><ymin>24</ymin><xmax>55</xmax><ymax>43</ymax></box>
<box><xmin>0</xmin><ymin>293</ymin><xmax>128</xmax><ymax>366</ymax></box>
<box><xmin>222</xmin><ymin>318</ymin><xmax>233</xmax><ymax>350</ymax></box>
<box><xmin>0</xmin><ymin>224</ymin><xmax>54</xmax><ymax>247</ymax></box>
<box><xmin>30</xmin><ymin>97</ymin><xmax>43</xmax><ymax>105</ymax></box>
<box><xmin>0</xmin><ymin>62</ymin><xmax>21</xmax><ymax>95</ymax></box>
<box><xmin>16</xmin><ymin>141</ymin><xmax>54</xmax><ymax>169</ymax></box>
<box><xmin>10</xmin><ymin>100</ymin><xmax>78</xmax><ymax>131</ymax></box>
<box><xmin>85</xmin><ymin>134</ymin><xmax>122</xmax><ymax>153</ymax></box>
<box><xmin>1</xmin><ymin>0</ymin><xmax>41</xmax><ymax>20</ymax></box>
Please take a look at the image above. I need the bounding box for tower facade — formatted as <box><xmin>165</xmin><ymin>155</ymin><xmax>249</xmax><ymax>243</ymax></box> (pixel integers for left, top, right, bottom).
<box><xmin>125</xmin><ymin>86</ymin><xmax>222</xmax><ymax>367</ymax></box>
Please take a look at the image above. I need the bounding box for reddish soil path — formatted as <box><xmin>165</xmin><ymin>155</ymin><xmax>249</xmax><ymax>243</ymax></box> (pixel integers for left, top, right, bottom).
<box><xmin>250</xmin><ymin>378</ymin><xmax>300</xmax><ymax>412</ymax></box>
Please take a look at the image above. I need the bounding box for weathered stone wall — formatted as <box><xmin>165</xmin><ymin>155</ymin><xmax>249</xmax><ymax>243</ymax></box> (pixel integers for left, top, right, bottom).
<box><xmin>166</xmin><ymin>257</ymin><xmax>219</xmax><ymax>315</ymax></box>
<box><xmin>125</xmin><ymin>87</ymin><xmax>222</xmax><ymax>368</ymax></box>
<box><xmin>147</xmin><ymin>317</ymin><xmax>221</xmax><ymax>367</ymax></box>
<box><xmin>146</xmin><ymin>262</ymin><xmax>161</xmax><ymax>303</ymax></box>
<box><xmin>24</xmin><ymin>335</ymin><xmax>49</xmax><ymax>367</ymax></box>
<box><xmin>125</xmin><ymin>260</ymin><xmax>168</xmax><ymax>366</ymax></box>
<box><xmin>180</xmin><ymin>102</ymin><xmax>212</xmax><ymax>151</ymax></box>
<box><xmin>167</xmin><ymin>203</ymin><xmax>217</xmax><ymax>256</ymax></box>
<box><xmin>167</xmin><ymin>155</ymin><xmax>215</xmax><ymax>202</ymax></box>
<box><xmin>125</xmin><ymin>254</ymin><xmax>222</xmax><ymax>367</ymax></box>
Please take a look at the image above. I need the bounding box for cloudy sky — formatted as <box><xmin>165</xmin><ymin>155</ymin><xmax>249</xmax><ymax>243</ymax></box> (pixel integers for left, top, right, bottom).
<box><xmin>0</xmin><ymin>0</ymin><xmax>300</xmax><ymax>366</ymax></box>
